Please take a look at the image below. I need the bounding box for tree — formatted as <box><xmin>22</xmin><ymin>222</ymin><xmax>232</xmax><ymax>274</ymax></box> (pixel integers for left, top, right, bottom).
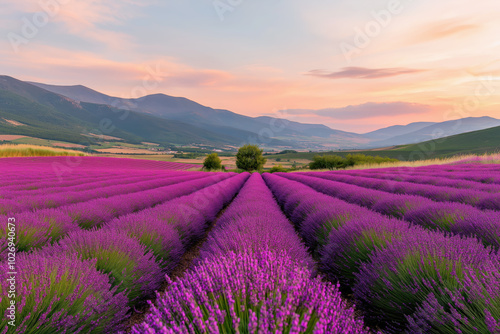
<box><xmin>236</xmin><ymin>145</ymin><xmax>267</xmax><ymax>171</ymax></box>
<box><xmin>203</xmin><ymin>153</ymin><xmax>222</xmax><ymax>171</ymax></box>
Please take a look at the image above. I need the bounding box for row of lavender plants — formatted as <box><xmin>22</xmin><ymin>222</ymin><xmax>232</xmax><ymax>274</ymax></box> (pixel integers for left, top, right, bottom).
<box><xmin>0</xmin><ymin>157</ymin><xmax>199</xmax><ymax>173</ymax></box>
<box><xmin>263</xmin><ymin>173</ymin><xmax>500</xmax><ymax>333</ymax></box>
<box><xmin>0</xmin><ymin>172</ymin><xmax>167</xmax><ymax>198</ymax></box>
<box><xmin>0</xmin><ymin>172</ymin><xmax>233</xmax><ymax>255</ymax></box>
<box><xmin>304</xmin><ymin>171</ymin><xmax>500</xmax><ymax>210</ymax></box>
<box><xmin>352</xmin><ymin>164</ymin><xmax>500</xmax><ymax>184</ymax></box>
<box><xmin>279</xmin><ymin>173</ymin><xmax>500</xmax><ymax>249</ymax></box>
<box><xmin>335</xmin><ymin>169</ymin><xmax>500</xmax><ymax>193</ymax></box>
<box><xmin>0</xmin><ymin>172</ymin><xmax>249</xmax><ymax>333</ymax></box>
<box><xmin>0</xmin><ymin>172</ymin><xmax>211</xmax><ymax>214</ymax></box>
<box><xmin>133</xmin><ymin>173</ymin><xmax>371</xmax><ymax>333</ymax></box>
<box><xmin>0</xmin><ymin>171</ymin><xmax>174</xmax><ymax>195</ymax></box>
<box><xmin>0</xmin><ymin>172</ymin><xmax>118</xmax><ymax>189</ymax></box>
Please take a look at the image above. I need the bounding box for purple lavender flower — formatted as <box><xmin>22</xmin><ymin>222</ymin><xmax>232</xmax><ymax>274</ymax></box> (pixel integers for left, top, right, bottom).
<box><xmin>42</xmin><ymin>229</ymin><xmax>164</xmax><ymax>304</ymax></box>
<box><xmin>0</xmin><ymin>251</ymin><xmax>129</xmax><ymax>333</ymax></box>
<box><xmin>132</xmin><ymin>250</ymin><xmax>370</xmax><ymax>334</ymax></box>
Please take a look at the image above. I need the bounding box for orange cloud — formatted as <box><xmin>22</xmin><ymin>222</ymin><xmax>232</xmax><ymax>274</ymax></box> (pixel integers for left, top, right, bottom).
<box><xmin>410</xmin><ymin>18</ymin><xmax>481</xmax><ymax>44</ymax></box>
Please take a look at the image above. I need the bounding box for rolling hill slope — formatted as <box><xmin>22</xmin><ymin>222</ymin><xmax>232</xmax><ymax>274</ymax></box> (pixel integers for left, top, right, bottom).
<box><xmin>393</xmin><ymin>125</ymin><xmax>500</xmax><ymax>157</ymax></box>
<box><xmin>1</xmin><ymin>76</ymin><xmax>283</xmax><ymax>148</ymax></box>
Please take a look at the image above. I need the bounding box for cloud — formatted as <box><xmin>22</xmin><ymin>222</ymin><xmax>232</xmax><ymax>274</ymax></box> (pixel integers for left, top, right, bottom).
<box><xmin>467</xmin><ymin>59</ymin><xmax>500</xmax><ymax>77</ymax></box>
<box><xmin>306</xmin><ymin>67</ymin><xmax>425</xmax><ymax>79</ymax></box>
<box><xmin>1</xmin><ymin>0</ymin><xmax>156</xmax><ymax>52</ymax></box>
<box><xmin>410</xmin><ymin>18</ymin><xmax>481</xmax><ymax>44</ymax></box>
<box><xmin>283</xmin><ymin>102</ymin><xmax>432</xmax><ymax>120</ymax></box>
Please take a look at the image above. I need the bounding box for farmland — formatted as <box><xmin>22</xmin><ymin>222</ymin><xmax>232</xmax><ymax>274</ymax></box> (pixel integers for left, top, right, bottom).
<box><xmin>1</xmin><ymin>157</ymin><xmax>499</xmax><ymax>333</ymax></box>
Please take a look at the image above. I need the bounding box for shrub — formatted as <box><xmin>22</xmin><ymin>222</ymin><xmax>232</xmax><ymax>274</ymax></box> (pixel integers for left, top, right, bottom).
<box><xmin>235</xmin><ymin>145</ymin><xmax>267</xmax><ymax>171</ymax></box>
<box><xmin>203</xmin><ymin>153</ymin><xmax>222</xmax><ymax>171</ymax></box>
<box><xmin>309</xmin><ymin>154</ymin><xmax>399</xmax><ymax>170</ymax></box>
<box><xmin>309</xmin><ymin>155</ymin><xmax>345</xmax><ymax>170</ymax></box>
<box><xmin>269</xmin><ymin>164</ymin><xmax>288</xmax><ymax>173</ymax></box>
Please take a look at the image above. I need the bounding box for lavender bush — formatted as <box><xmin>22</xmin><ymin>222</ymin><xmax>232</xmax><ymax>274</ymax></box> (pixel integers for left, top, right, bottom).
<box><xmin>132</xmin><ymin>250</ymin><xmax>369</xmax><ymax>334</ymax></box>
<box><xmin>0</xmin><ymin>252</ymin><xmax>129</xmax><ymax>333</ymax></box>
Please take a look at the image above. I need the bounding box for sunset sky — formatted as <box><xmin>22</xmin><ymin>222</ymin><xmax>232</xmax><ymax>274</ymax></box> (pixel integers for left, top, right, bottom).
<box><xmin>1</xmin><ymin>0</ymin><xmax>499</xmax><ymax>133</ymax></box>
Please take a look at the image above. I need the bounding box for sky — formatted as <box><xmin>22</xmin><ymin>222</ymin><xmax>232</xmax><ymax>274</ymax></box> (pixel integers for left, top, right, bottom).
<box><xmin>1</xmin><ymin>0</ymin><xmax>500</xmax><ymax>133</ymax></box>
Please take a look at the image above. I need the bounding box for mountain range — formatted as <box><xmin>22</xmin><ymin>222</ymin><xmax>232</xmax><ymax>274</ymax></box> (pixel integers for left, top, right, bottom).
<box><xmin>0</xmin><ymin>74</ymin><xmax>498</xmax><ymax>150</ymax></box>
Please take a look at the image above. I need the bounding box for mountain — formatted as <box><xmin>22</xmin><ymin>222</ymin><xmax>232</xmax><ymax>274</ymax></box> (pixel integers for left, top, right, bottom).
<box><xmin>29</xmin><ymin>81</ymin><xmax>369</xmax><ymax>148</ymax></box>
<box><xmin>6</xmin><ymin>76</ymin><xmax>500</xmax><ymax>150</ymax></box>
<box><xmin>362</xmin><ymin>122</ymin><xmax>436</xmax><ymax>141</ymax></box>
<box><xmin>0</xmin><ymin>75</ymin><xmax>282</xmax><ymax>148</ymax></box>
<box><xmin>27</xmin><ymin>82</ymin><xmax>117</xmax><ymax>106</ymax></box>
<box><xmin>370</xmin><ymin>116</ymin><xmax>500</xmax><ymax>147</ymax></box>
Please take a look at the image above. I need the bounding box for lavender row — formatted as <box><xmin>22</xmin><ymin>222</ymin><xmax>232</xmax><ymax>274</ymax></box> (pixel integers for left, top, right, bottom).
<box><xmin>0</xmin><ymin>156</ymin><xmax>199</xmax><ymax>173</ymax></box>
<box><xmin>337</xmin><ymin>169</ymin><xmax>500</xmax><ymax>193</ymax></box>
<box><xmin>358</xmin><ymin>163</ymin><xmax>500</xmax><ymax>173</ymax></box>
<box><xmin>0</xmin><ymin>173</ymin><xmax>249</xmax><ymax>333</ymax></box>
<box><xmin>280</xmin><ymin>173</ymin><xmax>500</xmax><ymax>249</ymax></box>
<box><xmin>198</xmin><ymin>173</ymin><xmax>314</xmax><ymax>266</ymax></box>
<box><xmin>133</xmin><ymin>173</ymin><xmax>370</xmax><ymax>333</ymax></box>
<box><xmin>306</xmin><ymin>171</ymin><xmax>500</xmax><ymax>210</ymax></box>
<box><xmin>0</xmin><ymin>171</ymin><xmax>114</xmax><ymax>188</ymax></box>
<box><xmin>0</xmin><ymin>172</ymin><xmax>211</xmax><ymax>214</ymax></box>
<box><xmin>263</xmin><ymin>173</ymin><xmax>500</xmax><ymax>333</ymax></box>
<box><xmin>0</xmin><ymin>172</ymin><xmax>171</xmax><ymax>198</ymax></box>
<box><xmin>0</xmin><ymin>173</ymin><xmax>230</xmax><ymax>253</ymax></box>
<box><xmin>347</xmin><ymin>165</ymin><xmax>500</xmax><ymax>184</ymax></box>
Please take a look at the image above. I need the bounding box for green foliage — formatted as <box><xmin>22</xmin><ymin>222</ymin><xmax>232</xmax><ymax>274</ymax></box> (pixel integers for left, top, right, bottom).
<box><xmin>203</xmin><ymin>153</ymin><xmax>222</xmax><ymax>171</ymax></box>
<box><xmin>309</xmin><ymin>154</ymin><xmax>399</xmax><ymax>170</ymax></box>
<box><xmin>268</xmin><ymin>165</ymin><xmax>288</xmax><ymax>173</ymax></box>
<box><xmin>278</xmin><ymin>150</ymin><xmax>298</xmax><ymax>154</ymax></box>
<box><xmin>173</xmin><ymin>153</ymin><xmax>200</xmax><ymax>159</ymax></box>
<box><xmin>309</xmin><ymin>155</ymin><xmax>345</xmax><ymax>170</ymax></box>
<box><xmin>235</xmin><ymin>145</ymin><xmax>267</xmax><ymax>171</ymax></box>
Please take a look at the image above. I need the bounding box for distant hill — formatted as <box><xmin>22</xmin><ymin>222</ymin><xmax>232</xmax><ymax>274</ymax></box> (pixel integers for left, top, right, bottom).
<box><xmin>368</xmin><ymin>116</ymin><xmax>500</xmax><ymax>147</ymax></box>
<box><xmin>29</xmin><ymin>81</ymin><xmax>369</xmax><ymax>149</ymax></box>
<box><xmin>362</xmin><ymin>122</ymin><xmax>436</xmax><ymax>141</ymax></box>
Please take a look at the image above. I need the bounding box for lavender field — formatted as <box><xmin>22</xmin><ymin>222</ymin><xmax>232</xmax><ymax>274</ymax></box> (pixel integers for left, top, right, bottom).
<box><xmin>1</xmin><ymin>157</ymin><xmax>500</xmax><ymax>333</ymax></box>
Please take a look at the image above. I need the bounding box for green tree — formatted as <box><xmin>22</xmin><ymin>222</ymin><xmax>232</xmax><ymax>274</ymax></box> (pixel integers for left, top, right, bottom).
<box><xmin>236</xmin><ymin>145</ymin><xmax>267</xmax><ymax>171</ymax></box>
<box><xmin>203</xmin><ymin>153</ymin><xmax>222</xmax><ymax>171</ymax></box>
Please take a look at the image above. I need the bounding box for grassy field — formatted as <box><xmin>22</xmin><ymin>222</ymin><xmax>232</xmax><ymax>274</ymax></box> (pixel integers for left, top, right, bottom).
<box><xmin>0</xmin><ymin>144</ymin><xmax>88</xmax><ymax>157</ymax></box>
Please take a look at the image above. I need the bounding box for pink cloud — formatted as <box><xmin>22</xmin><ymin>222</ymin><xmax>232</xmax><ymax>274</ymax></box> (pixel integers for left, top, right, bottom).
<box><xmin>306</xmin><ymin>67</ymin><xmax>426</xmax><ymax>79</ymax></box>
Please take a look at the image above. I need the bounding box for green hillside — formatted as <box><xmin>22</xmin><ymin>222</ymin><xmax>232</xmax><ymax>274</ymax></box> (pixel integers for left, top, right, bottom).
<box><xmin>269</xmin><ymin>126</ymin><xmax>500</xmax><ymax>161</ymax></box>
<box><xmin>394</xmin><ymin>125</ymin><xmax>500</xmax><ymax>157</ymax></box>
<box><xmin>0</xmin><ymin>77</ymin><xmax>250</xmax><ymax>148</ymax></box>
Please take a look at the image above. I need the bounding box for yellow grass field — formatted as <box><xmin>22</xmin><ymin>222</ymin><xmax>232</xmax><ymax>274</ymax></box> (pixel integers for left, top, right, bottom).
<box><xmin>0</xmin><ymin>144</ymin><xmax>88</xmax><ymax>158</ymax></box>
